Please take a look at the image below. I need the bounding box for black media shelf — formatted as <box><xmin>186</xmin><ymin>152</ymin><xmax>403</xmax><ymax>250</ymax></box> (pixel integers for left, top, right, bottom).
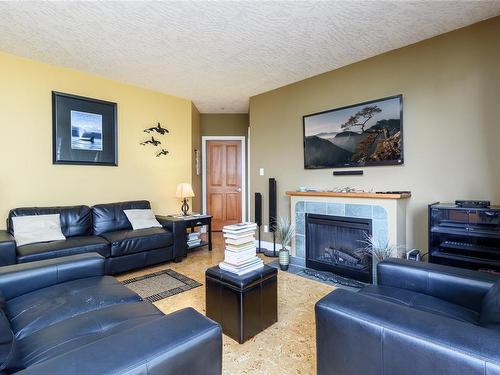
<box><xmin>429</xmin><ymin>202</ymin><xmax>500</xmax><ymax>272</ymax></box>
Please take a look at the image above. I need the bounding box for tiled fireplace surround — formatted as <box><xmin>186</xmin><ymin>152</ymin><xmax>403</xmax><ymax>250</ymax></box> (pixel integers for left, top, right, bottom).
<box><xmin>289</xmin><ymin>194</ymin><xmax>409</xmax><ymax>264</ymax></box>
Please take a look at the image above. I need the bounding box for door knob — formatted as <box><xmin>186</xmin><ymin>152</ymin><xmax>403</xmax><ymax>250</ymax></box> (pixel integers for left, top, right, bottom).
<box><xmin>236</xmin><ymin>188</ymin><xmax>242</xmax><ymax>192</ymax></box>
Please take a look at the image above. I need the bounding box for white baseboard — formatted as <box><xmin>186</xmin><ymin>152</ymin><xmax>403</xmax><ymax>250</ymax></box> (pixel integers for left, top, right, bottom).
<box><xmin>254</xmin><ymin>240</ymin><xmax>276</xmax><ymax>251</ymax></box>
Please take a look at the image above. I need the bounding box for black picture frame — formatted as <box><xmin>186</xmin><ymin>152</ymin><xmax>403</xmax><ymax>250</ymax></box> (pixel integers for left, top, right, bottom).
<box><xmin>303</xmin><ymin>94</ymin><xmax>403</xmax><ymax>169</ymax></box>
<box><xmin>52</xmin><ymin>91</ymin><xmax>118</xmax><ymax>166</ymax></box>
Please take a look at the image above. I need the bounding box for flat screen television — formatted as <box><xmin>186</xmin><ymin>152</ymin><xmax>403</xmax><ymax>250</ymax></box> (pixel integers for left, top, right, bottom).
<box><xmin>303</xmin><ymin>95</ymin><xmax>403</xmax><ymax>169</ymax></box>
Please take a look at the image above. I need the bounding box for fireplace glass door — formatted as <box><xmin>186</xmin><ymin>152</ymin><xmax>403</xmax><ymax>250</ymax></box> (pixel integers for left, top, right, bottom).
<box><xmin>305</xmin><ymin>213</ymin><xmax>372</xmax><ymax>283</ymax></box>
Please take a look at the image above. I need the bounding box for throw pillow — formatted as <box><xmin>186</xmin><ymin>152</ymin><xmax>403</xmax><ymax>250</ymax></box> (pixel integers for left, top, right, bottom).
<box><xmin>480</xmin><ymin>279</ymin><xmax>500</xmax><ymax>325</ymax></box>
<box><xmin>124</xmin><ymin>209</ymin><xmax>162</xmax><ymax>230</ymax></box>
<box><xmin>12</xmin><ymin>214</ymin><xmax>66</xmax><ymax>247</ymax></box>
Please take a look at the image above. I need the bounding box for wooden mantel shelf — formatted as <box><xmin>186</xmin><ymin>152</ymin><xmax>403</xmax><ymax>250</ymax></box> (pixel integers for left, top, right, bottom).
<box><xmin>286</xmin><ymin>191</ymin><xmax>411</xmax><ymax>200</ymax></box>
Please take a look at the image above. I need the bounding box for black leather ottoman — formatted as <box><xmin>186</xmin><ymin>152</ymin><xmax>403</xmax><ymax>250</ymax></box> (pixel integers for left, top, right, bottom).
<box><xmin>205</xmin><ymin>264</ymin><xmax>278</xmax><ymax>344</ymax></box>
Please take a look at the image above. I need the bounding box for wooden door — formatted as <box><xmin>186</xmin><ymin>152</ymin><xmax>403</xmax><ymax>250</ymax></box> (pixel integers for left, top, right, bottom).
<box><xmin>206</xmin><ymin>140</ymin><xmax>242</xmax><ymax>231</ymax></box>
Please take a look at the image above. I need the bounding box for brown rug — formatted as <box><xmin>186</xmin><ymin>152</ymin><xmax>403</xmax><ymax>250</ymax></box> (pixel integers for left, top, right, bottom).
<box><xmin>121</xmin><ymin>269</ymin><xmax>202</xmax><ymax>302</ymax></box>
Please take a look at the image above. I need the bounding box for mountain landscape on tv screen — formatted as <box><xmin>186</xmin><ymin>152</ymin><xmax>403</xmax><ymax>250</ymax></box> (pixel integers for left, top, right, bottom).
<box><xmin>304</xmin><ymin>97</ymin><xmax>402</xmax><ymax>168</ymax></box>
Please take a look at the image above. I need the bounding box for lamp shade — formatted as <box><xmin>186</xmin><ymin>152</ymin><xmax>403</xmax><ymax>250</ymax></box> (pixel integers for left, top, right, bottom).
<box><xmin>176</xmin><ymin>183</ymin><xmax>195</xmax><ymax>199</ymax></box>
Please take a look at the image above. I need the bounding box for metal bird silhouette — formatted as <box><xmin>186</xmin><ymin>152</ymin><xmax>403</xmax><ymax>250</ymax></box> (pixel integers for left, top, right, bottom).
<box><xmin>156</xmin><ymin>148</ymin><xmax>169</xmax><ymax>157</ymax></box>
<box><xmin>140</xmin><ymin>136</ymin><xmax>161</xmax><ymax>146</ymax></box>
<box><xmin>144</xmin><ymin>122</ymin><xmax>169</xmax><ymax>135</ymax></box>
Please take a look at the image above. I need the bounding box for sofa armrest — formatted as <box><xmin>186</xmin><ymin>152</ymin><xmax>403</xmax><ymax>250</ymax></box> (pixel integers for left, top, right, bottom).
<box><xmin>316</xmin><ymin>289</ymin><xmax>500</xmax><ymax>375</ymax></box>
<box><xmin>156</xmin><ymin>215</ymin><xmax>187</xmax><ymax>260</ymax></box>
<box><xmin>377</xmin><ymin>258</ymin><xmax>498</xmax><ymax>311</ymax></box>
<box><xmin>16</xmin><ymin>307</ymin><xmax>222</xmax><ymax>375</ymax></box>
<box><xmin>0</xmin><ymin>230</ymin><xmax>16</xmax><ymax>267</ymax></box>
<box><xmin>0</xmin><ymin>253</ymin><xmax>105</xmax><ymax>300</ymax></box>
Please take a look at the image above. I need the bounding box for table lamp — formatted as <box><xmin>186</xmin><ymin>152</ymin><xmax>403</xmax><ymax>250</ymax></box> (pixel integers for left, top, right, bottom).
<box><xmin>176</xmin><ymin>183</ymin><xmax>195</xmax><ymax>216</ymax></box>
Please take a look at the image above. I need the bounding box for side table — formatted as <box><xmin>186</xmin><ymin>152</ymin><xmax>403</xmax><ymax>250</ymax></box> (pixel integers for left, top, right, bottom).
<box><xmin>157</xmin><ymin>215</ymin><xmax>212</xmax><ymax>260</ymax></box>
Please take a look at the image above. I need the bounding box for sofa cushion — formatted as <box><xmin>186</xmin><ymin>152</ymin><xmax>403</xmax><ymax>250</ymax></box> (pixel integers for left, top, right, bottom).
<box><xmin>5</xmin><ymin>276</ymin><xmax>141</xmax><ymax>339</ymax></box>
<box><xmin>16</xmin><ymin>235</ymin><xmax>110</xmax><ymax>263</ymax></box>
<box><xmin>101</xmin><ymin>228</ymin><xmax>173</xmax><ymax>257</ymax></box>
<box><xmin>360</xmin><ymin>284</ymin><xmax>479</xmax><ymax>324</ymax></box>
<box><xmin>8</xmin><ymin>206</ymin><xmax>92</xmax><ymax>238</ymax></box>
<box><xmin>18</xmin><ymin>302</ymin><xmax>162</xmax><ymax>367</ymax></box>
<box><xmin>479</xmin><ymin>279</ymin><xmax>500</xmax><ymax>325</ymax></box>
<box><xmin>92</xmin><ymin>201</ymin><xmax>151</xmax><ymax>236</ymax></box>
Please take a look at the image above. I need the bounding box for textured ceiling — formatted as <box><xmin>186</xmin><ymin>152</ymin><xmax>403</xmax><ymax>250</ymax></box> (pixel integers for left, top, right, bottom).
<box><xmin>0</xmin><ymin>1</ymin><xmax>499</xmax><ymax>113</ymax></box>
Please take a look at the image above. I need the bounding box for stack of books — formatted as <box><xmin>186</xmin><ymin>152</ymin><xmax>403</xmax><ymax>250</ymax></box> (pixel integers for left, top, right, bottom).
<box><xmin>219</xmin><ymin>222</ymin><xmax>263</xmax><ymax>275</ymax></box>
<box><xmin>187</xmin><ymin>232</ymin><xmax>201</xmax><ymax>248</ymax></box>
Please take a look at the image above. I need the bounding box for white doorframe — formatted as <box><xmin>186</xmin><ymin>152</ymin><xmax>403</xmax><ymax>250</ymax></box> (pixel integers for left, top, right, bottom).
<box><xmin>202</xmin><ymin>136</ymin><xmax>246</xmax><ymax>223</ymax></box>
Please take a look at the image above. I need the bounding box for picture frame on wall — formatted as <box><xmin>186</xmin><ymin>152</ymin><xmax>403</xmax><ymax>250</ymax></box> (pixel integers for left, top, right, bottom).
<box><xmin>52</xmin><ymin>91</ymin><xmax>118</xmax><ymax>166</ymax></box>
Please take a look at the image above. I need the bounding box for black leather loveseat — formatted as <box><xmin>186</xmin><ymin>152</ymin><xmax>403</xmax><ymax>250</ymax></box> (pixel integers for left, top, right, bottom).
<box><xmin>316</xmin><ymin>258</ymin><xmax>500</xmax><ymax>375</ymax></box>
<box><xmin>0</xmin><ymin>200</ymin><xmax>186</xmax><ymax>274</ymax></box>
<box><xmin>0</xmin><ymin>253</ymin><xmax>222</xmax><ymax>374</ymax></box>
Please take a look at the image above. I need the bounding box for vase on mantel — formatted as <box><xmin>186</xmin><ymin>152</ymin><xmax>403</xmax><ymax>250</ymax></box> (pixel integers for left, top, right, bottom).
<box><xmin>279</xmin><ymin>248</ymin><xmax>290</xmax><ymax>271</ymax></box>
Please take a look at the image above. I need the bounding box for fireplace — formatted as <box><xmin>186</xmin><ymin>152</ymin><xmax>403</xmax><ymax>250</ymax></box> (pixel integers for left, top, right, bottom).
<box><xmin>305</xmin><ymin>213</ymin><xmax>372</xmax><ymax>283</ymax></box>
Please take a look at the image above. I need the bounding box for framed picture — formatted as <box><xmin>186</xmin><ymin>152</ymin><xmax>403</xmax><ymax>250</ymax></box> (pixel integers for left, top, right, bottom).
<box><xmin>52</xmin><ymin>91</ymin><xmax>117</xmax><ymax>166</ymax></box>
<box><xmin>303</xmin><ymin>95</ymin><xmax>403</xmax><ymax>169</ymax></box>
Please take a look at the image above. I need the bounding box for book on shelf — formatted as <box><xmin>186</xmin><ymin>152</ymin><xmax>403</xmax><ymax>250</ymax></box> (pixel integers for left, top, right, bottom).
<box><xmin>187</xmin><ymin>239</ymin><xmax>202</xmax><ymax>247</ymax></box>
<box><xmin>187</xmin><ymin>232</ymin><xmax>200</xmax><ymax>239</ymax></box>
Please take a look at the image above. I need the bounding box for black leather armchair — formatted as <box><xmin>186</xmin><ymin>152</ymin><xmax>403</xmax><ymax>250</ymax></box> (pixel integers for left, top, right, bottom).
<box><xmin>315</xmin><ymin>258</ymin><xmax>500</xmax><ymax>375</ymax></box>
<box><xmin>0</xmin><ymin>253</ymin><xmax>222</xmax><ymax>374</ymax></box>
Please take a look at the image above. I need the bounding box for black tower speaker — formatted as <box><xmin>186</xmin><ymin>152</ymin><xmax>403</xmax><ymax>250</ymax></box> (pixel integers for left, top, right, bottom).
<box><xmin>255</xmin><ymin>192</ymin><xmax>262</xmax><ymax>226</ymax></box>
<box><xmin>264</xmin><ymin>178</ymin><xmax>278</xmax><ymax>257</ymax></box>
<box><xmin>254</xmin><ymin>193</ymin><xmax>264</xmax><ymax>253</ymax></box>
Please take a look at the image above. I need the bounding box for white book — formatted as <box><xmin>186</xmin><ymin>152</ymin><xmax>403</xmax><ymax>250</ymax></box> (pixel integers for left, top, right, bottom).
<box><xmin>223</xmin><ymin>231</ymin><xmax>255</xmax><ymax>239</ymax></box>
<box><xmin>224</xmin><ymin>252</ymin><xmax>257</xmax><ymax>263</ymax></box>
<box><xmin>224</xmin><ymin>248</ymin><xmax>256</xmax><ymax>259</ymax></box>
<box><xmin>219</xmin><ymin>259</ymin><xmax>264</xmax><ymax>275</ymax></box>
<box><xmin>225</xmin><ymin>244</ymin><xmax>256</xmax><ymax>252</ymax></box>
<box><xmin>225</xmin><ymin>236</ymin><xmax>255</xmax><ymax>246</ymax></box>
<box><xmin>223</xmin><ymin>223</ymin><xmax>257</xmax><ymax>233</ymax></box>
<box><xmin>223</xmin><ymin>257</ymin><xmax>260</xmax><ymax>267</ymax></box>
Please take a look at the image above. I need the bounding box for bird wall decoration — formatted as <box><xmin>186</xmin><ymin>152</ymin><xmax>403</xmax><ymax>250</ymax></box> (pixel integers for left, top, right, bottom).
<box><xmin>140</xmin><ymin>122</ymin><xmax>170</xmax><ymax>157</ymax></box>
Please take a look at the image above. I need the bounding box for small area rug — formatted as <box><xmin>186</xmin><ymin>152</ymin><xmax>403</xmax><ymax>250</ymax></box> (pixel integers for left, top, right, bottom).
<box><xmin>121</xmin><ymin>269</ymin><xmax>202</xmax><ymax>302</ymax></box>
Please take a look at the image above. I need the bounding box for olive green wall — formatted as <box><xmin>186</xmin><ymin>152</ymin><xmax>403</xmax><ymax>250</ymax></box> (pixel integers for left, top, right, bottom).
<box><xmin>249</xmin><ymin>16</ymin><xmax>500</xmax><ymax>252</ymax></box>
<box><xmin>200</xmin><ymin>113</ymin><xmax>248</xmax><ymax>137</ymax></box>
<box><xmin>191</xmin><ymin>104</ymin><xmax>201</xmax><ymax>213</ymax></box>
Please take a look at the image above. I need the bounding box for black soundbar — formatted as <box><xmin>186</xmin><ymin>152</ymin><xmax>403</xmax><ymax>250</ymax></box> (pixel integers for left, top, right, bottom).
<box><xmin>333</xmin><ymin>170</ymin><xmax>364</xmax><ymax>176</ymax></box>
<box><xmin>455</xmin><ymin>200</ymin><xmax>490</xmax><ymax>208</ymax></box>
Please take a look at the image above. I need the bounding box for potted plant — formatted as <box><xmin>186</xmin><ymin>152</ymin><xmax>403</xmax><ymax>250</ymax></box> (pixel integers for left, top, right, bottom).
<box><xmin>359</xmin><ymin>233</ymin><xmax>398</xmax><ymax>284</ymax></box>
<box><xmin>275</xmin><ymin>217</ymin><xmax>295</xmax><ymax>271</ymax></box>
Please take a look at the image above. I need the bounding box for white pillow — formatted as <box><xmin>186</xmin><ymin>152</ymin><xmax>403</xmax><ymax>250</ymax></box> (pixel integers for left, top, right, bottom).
<box><xmin>124</xmin><ymin>209</ymin><xmax>162</xmax><ymax>230</ymax></box>
<box><xmin>12</xmin><ymin>214</ymin><xmax>66</xmax><ymax>247</ymax></box>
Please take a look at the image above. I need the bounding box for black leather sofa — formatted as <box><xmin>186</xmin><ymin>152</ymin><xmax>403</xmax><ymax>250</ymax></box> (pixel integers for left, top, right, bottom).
<box><xmin>0</xmin><ymin>253</ymin><xmax>222</xmax><ymax>374</ymax></box>
<box><xmin>0</xmin><ymin>200</ymin><xmax>186</xmax><ymax>275</ymax></box>
<box><xmin>316</xmin><ymin>258</ymin><xmax>500</xmax><ymax>375</ymax></box>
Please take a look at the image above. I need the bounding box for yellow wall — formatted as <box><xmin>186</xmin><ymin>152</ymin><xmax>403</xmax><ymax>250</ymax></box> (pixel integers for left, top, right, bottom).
<box><xmin>249</xmin><ymin>16</ymin><xmax>500</xmax><ymax>251</ymax></box>
<box><xmin>0</xmin><ymin>52</ymin><xmax>193</xmax><ymax>228</ymax></box>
